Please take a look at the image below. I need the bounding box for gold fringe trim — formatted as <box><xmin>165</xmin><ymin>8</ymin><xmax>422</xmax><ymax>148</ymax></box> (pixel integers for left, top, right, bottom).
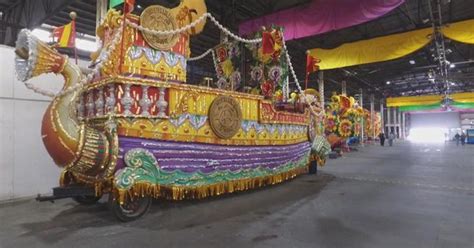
<box><xmin>115</xmin><ymin>165</ymin><xmax>309</xmax><ymax>204</ymax></box>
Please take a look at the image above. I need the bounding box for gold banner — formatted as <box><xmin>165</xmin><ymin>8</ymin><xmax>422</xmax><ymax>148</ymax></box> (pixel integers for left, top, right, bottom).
<box><xmin>451</xmin><ymin>92</ymin><xmax>474</xmax><ymax>103</ymax></box>
<box><xmin>308</xmin><ymin>28</ymin><xmax>432</xmax><ymax>70</ymax></box>
<box><xmin>386</xmin><ymin>95</ymin><xmax>443</xmax><ymax>107</ymax></box>
<box><xmin>442</xmin><ymin>19</ymin><xmax>474</xmax><ymax>44</ymax></box>
<box><xmin>307</xmin><ymin>19</ymin><xmax>474</xmax><ymax>70</ymax></box>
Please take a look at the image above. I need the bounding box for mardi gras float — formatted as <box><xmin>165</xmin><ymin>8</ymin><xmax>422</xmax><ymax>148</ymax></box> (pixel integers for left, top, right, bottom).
<box><xmin>362</xmin><ymin>109</ymin><xmax>382</xmax><ymax>140</ymax></box>
<box><xmin>14</xmin><ymin>1</ymin><xmax>329</xmax><ymax>221</ymax></box>
<box><xmin>373</xmin><ymin>112</ymin><xmax>382</xmax><ymax>137</ymax></box>
<box><xmin>324</xmin><ymin>93</ymin><xmax>363</xmax><ymax>151</ymax></box>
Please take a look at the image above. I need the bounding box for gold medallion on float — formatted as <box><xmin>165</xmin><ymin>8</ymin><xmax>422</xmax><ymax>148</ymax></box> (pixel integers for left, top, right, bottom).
<box><xmin>140</xmin><ymin>5</ymin><xmax>179</xmax><ymax>50</ymax></box>
<box><xmin>209</xmin><ymin>96</ymin><xmax>242</xmax><ymax>139</ymax></box>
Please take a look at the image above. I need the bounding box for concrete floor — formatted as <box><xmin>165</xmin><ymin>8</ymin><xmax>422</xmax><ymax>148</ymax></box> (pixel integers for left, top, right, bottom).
<box><xmin>0</xmin><ymin>141</ymin><xmax>473</xmax><ymax>248</ymax></box>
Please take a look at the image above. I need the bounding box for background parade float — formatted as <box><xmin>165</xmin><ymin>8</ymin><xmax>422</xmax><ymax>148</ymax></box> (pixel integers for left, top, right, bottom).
<box><xmin>324</xmin><ymin>93</ymin><xmax>364</xmax><ymax>152</ymax></box>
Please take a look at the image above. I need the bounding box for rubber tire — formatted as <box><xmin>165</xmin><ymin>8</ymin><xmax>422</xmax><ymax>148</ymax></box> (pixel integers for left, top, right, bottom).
<box><xmin>72</xmin><ymin>195</ymin><xmax>102</xmax><ymax>205</ymax></box>
<box><xmin>308</xmin><ymin>160</ymin><xmax>318</xmax><ymax>175</ymax></box>
<box><xmin>109</xmin><ymin>195</ymin><xmax>152</xmax><ymax>222</ymax></box>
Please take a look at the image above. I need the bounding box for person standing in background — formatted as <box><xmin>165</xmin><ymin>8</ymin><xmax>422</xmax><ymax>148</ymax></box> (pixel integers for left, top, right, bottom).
<box><xmin>454</xmin><ymin>133</ymin><xmax>460</xmax><ymax>146</ymax></box>
<box><xmin>460</xmin><ymin>132</ymin><xmax>466</xmax><ymax>146</ymax></box>
<box><xmin>388</xmin><ymin>132</ymin><xmax>395</xmax><ymax>146</ymax></box>
<box><xmin>378</xmin><ymin>132</ymin><xmax>385</xmax><ymax>146</ymax></box>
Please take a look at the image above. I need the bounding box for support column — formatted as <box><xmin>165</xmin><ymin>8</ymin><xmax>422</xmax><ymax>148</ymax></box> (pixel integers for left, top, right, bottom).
<box><xmin>380</xmin><ymin>101</ymin><xmax>385</xmax><ymax>135</ymax></box>
<box><xmin>341</xmin><ymin>80</ymin><xmax>347</xmax><ymax>96</ymax></box>
<box><xmin>96</xmin><ymin>0</ymin><xmax>108</xmax><ymax>28</ymax></box>
<box><xmin>397</xmin><ymin>110</ymin><xmax>402</xmax><ymax>138</ymax></box>
<box><xmin>387</xmin><ymin>107</ymin><xmax>391</xmax><ymax>134</ymax></box>
<box><xmin>318</xmin><ymin>71</ymin><xmax>325</xmax><ymax>109</ymax></box>
<box><xmin>401</xmin><ymin>112</ymin><xmax>406</xmax><ymax>139</ymax></box>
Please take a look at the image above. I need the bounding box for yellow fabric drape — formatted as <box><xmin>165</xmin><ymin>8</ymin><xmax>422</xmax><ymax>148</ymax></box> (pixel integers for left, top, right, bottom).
<box><xmin>308</xmin><ymin>28</ymin><xmax>432</xmax><ymax>70</ymax></box>
<box><xmin>386</xmin><ymin>95</ymin><xmax>443</xmax><ymax>107</ymax></box>
<box><xmin>451</xmin><ymin>92</ymin><xmax>474</xmax><ymax>103</ymax></box>
<box><xmin>441</xmin><ymin>19</ymin><xmax>474</xmax><ymax>44</ymax></box>
<box><xmin>307</xmin><ymin>19</ymin><xmax>474</xmax><ymax>70</ymax></box>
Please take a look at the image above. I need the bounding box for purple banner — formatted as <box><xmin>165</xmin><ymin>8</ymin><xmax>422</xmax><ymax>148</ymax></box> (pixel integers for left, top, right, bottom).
<box><xmin>117</xmin><ymin>137</ymin><xmax>311</xmax><ymax>173</ymax></box>
<box><xmin>239</xmin><ymin>0</ymin><xmax>404</xmax><ymax>40</ymax></box>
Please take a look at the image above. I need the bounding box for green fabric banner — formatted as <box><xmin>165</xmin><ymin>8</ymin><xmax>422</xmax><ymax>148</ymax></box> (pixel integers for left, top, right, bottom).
<box><xmin>452</xmin><ymin>101</ymin><xmax>474</xmax><ymax>109</ymax></box>
<box><xmin>399</xmin><ymin>103</ymin><xmax>442</xmax><ymax>112</ymax></box>
<box><xmin>109</xmin><ymin>0</ymin><xmax>124</xmax><ymax>9</ymax></box>
<box><xmin>398</xmin><ymin>101</ymin><xmax>474</xmax><ymax>112</ymax></box>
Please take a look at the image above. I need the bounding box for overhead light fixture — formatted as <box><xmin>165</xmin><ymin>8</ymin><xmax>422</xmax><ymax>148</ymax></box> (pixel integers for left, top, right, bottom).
<box><xmin>409</xmin><ymin>60</ymin><xmax>415</xmax><ymax>65</ymax></box>
<box><xmin>450</xmin><ymin>82</ymin><xmax>456</xmax><ymax>86</ymax></box>
<box><xmin>450</xmin><ymin>64</ymin><xmax>456</xmax><ymax>68</ymax></box>
<box><xmin>386</xmin><ymin>81</ymin><xmax>391</xmax><ymax>85</ymax></box>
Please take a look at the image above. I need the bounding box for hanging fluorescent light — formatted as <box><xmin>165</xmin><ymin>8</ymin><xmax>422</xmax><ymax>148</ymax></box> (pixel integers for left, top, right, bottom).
<box><xmin>450</xmin><ymin>64</ymin><xmax>456</xmax><ymax>68</ymax></box>
<box><xmin>409</xmin><ymin>60</ymin><xmax>415</xmax><ymax>65</ymax></box>
<box><xmin>386</xmin><ymin>81</ymin><xmax>391</xmax><ymax>85</ymax></box>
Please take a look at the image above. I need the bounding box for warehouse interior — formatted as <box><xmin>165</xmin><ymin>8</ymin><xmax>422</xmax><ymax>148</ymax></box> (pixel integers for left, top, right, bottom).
<box><xmin>0</xmin><ymin>0</ymin><xmax>473</xmax><ymax>247</ymax></box>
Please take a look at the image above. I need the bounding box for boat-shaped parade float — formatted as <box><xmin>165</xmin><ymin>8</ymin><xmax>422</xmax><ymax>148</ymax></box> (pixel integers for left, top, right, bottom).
<box><xmin>14</xmin><ymin>0</ymin><xmax>330</xmax><ymax>221</ymax></box>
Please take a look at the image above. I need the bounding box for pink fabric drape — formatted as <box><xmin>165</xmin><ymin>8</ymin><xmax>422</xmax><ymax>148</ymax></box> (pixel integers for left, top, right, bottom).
<box><xmin>239</xmin><ymin>0</ymin><xmax>405</xmax><ymax>41</ymax></box>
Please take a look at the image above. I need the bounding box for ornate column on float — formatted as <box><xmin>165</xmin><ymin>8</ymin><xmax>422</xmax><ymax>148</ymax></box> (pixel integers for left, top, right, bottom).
<box><xmin>318</xmin><ymin>71</ymin><xmax>324</xmax><ymax>109</ymax></box>
<box><xmin>370</xmin><ymin>94</ymin><xmax>375</xmax><ymax>139</ymax></box>
<box><xmin>359</xmin><ymin>88</ymin><xmax>364</xmax><ymax>144</ymax></box>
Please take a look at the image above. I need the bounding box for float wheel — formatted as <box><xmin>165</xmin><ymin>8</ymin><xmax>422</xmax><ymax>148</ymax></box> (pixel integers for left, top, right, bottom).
<box><xmin>108</xmin><ymin>195</ymin><xmax>152</xmax><ymax>222</ymax></box>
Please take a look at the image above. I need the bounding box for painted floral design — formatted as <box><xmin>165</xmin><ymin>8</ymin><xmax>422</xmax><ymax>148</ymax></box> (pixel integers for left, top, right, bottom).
<box><xmin>216</xmin><ymin>77</ymin><xmax>227</xmax><ymax>89</ymax></box>
<box><xmin>325</xmin><ymin>115</ymin><xmax>338</xmax><ymax>132</ymax></box>
<box><xmin>268</xmin><ymin>66</ymin><xmax>282</xmax><ymax>82</ymax></box>
<box><xmin>338</xmin><ymin>119</ymin><xmax>353</xmax><ymax>137</ymax></box>
<box><xmin>230</xmin><ymin>71</ymin><xmax>241</xmax><ymax>89</ymax></box>
<box><xmin>251</xmin><ymin>66</ymin><xmax>264</xmax><ymax>82</ymax></box>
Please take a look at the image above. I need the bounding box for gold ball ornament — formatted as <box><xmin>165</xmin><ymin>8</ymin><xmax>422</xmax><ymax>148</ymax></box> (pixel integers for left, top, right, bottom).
<box><xmin>69</xmin><ymin>11</ymin><xmax>77</xmax><ymax>20</ymax></box>
<box><xmin>290</xmin><ymin>92</ymin><xmax>298</xmax><ymax>102</ymax></box>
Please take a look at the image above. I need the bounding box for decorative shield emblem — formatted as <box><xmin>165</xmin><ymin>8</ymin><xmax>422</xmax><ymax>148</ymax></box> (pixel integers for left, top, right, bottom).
<box><xmin>209</xmin><ymin>96</ymin><xmax>242</xmax><ymax>139</ymax></box>
<box><xmin>140</xmin><ymin>5</ymin><xmax>179</xmax><ymax>50</ymax></box>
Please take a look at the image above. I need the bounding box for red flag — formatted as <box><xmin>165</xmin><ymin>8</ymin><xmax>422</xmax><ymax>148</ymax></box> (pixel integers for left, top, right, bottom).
<box><xmin>305</xmin><ymin>54</ymin><xmax>319</xmax><ymax>89</ymax></box>
<box><xmin>262</xmin><ymin>31</ymin><xmax>275</xmax><ymax>55</ymax></box>
<box><xmin>306</xmin><ymin>53</ymin><xmax>320</xmax><ymax>75</ymax></box>
<box><xmin>53</xmin><ymin>20</ymin><xmax>76</xmax><ymax>48</ymax></box>
<box><xmin>124</xmin><ymin>0</ymin><xmax>135</xmax><ymax>13</ymax></box>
